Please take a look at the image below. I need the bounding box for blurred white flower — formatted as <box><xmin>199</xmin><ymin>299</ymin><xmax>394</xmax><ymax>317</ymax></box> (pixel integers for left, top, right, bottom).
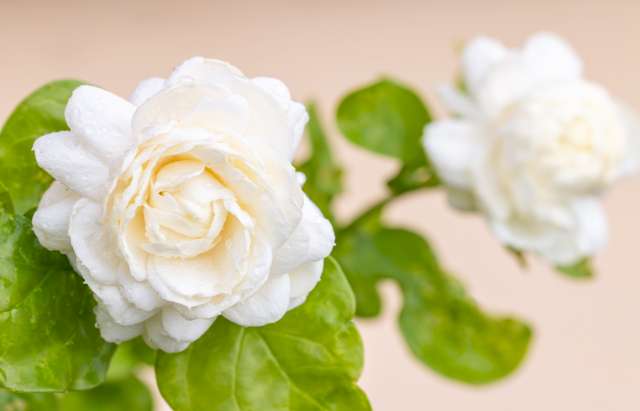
<box><xmin>424</xmin><ymin>33</ymin><xmax>639</xmax><ymax>265</ymax></box>
<box><xmin>31</xmin><ymin>57</ymin><xmax>334</xmax><ymax>352</ymax></box>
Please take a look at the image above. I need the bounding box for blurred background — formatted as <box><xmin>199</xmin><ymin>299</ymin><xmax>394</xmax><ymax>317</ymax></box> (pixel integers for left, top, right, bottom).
<box><xmin>1</xmin><ymin>1</ymin><xmax>639</xmax><ymax>410</ymax></box>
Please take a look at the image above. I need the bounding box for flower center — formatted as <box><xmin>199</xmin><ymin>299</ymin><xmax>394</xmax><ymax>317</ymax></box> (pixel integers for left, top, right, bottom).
<box><xmin>142</xmin><ymin>159</ymin><xmax>233</xmax><ymax>258</ymax></box>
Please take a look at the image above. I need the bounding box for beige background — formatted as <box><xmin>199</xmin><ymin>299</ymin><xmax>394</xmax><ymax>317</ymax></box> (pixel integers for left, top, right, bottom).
<box><xmin>2</xmin><ymin>0</ymin><xmax>640</xmax><ymax>410</ymax></box>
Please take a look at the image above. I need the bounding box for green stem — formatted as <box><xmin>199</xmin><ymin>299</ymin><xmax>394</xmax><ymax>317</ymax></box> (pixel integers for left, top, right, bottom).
<box><xmin>339</xmin><ymin>179</ymin><xmax>437</xmax><ymax>234</ymax></box>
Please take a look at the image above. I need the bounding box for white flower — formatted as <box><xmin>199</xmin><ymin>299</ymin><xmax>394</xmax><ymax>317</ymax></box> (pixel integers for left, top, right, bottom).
<box><xmin>424</xmin><ymin>33</ymin><xmax>639</xmax><ymax>265</ymax></box>
<box><xmin>31</xmin><ymin>57</ymin><xmax>334</xmax><ymax>352</ymax></box>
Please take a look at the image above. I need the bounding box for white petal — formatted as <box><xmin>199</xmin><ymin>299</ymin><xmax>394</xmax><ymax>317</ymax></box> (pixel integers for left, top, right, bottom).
<box><xmin>143</xmin><ymin>315</ymin><xmax>189</xmax><ymax>353</ymax></box>
<box><xmin>33</xmin><ymin>131</ymin><xmax>110</xmax><ymax>200</ymax></box>
<box><xmin>118</xmin><ymin>276</ymin><xmax>164</xmax><ymax>312</ymax></box>
<box><xmin>167</xmin><ymin>57</ymin><xmax>244</xmax><ymax>86</ymax></box>
<box><xmin>423</xmin><ymin>120</ymin><xmax>482</xmax><ymax>189</ymax></box>
<box><xmin>190</xmin><ymin>141</ymin><xmax>303</xmax><ymax>249</ymax></box>
<box><xmin>462</xmin><ymin>36</ymin><xmax>508</xmax><ymax>93</ymax></box>
<box><xmin>522</xmin><ymin>32</ymin><xmax>583</xmax><ymax>82</ymax></box>
<box><xmin>133</xmin><ymin>83</ymin><xmax>249</xmax><ymax>140</ymax></box>
<box><xmin>616</xmin><ymin>102</ymin><xmax>640</xmax><ymax>176</ymax></box>
<box><xmin>95</xmin><ymin>304</ymin><xmax>143</xmax><ymax>343</ymax></box>
<box><xmin>271</xmin><ymin>195</ymin><xmax>334</xmax><ymax>275</ymax></box>
<box><xmin>65</xmin><ymin>85</ymin><xmax>136</xmax><ymax>166</ymax></box>
<box><xmin>286</xmin><ymin>101</ymin><xmax>309</xmax><ymax>157</ymax></box>
<box><xmin>288</xmin><ymin>260</ymin><xmax>323</xmax><ymax>309</ymax></box>
<box><xmin>224</xmin><ymin>274</ymin><xmax>291</xmax><ymax>327</ymax></box>
<box><xmin>164</xmin><ymin>57</ymin><xmax>294</xmax><ymax>159</ymax></box>
<box><xmin>68</xmin><ymin>199</ymin><xmax>122</xmax><ymax>285</ymax></box>
<box><xmin>32</xmin><ymin>182</ymin><xmax>79</xmax><ymax>252</ymax></box>
<box><xmin>129</xmin><ymin>77</ymin><xmax>166</xmax><ymax>106</ymax></box>
<box><xmin>160</xmin><ymin>307</ymin><xmax>214</xmax><ymax>342</ymax></box>
<box><xmin>147</xmin><ymin>223</ymin><xmax>272</xmax><ymax>307</ymax></box>
<box><xmin>490</xmin><ymin>198</ymin><xmax>607</xmax><ymax>265</ymax></box>
<box><xmin>437</xmin><ymin>85</ymin><xmax>480</xmax><ymax>119</ymax></box>
<box><xmin>253</xmin><ymin>77</ymin><xmax>309</xmax><ymax>158</ymax></box>
<box><xmin>571</xmin><ymin>198</ymin><xmax>608</xmax><ymax>258</ymax></box>
<box><xmin>84</xmin><ymin>277</ymin><xmax>153</xmax><ymax>326</ymax></box>
<box><xmin>252</xmin><ymin>77</ymin><xmax>291</xmax><ymax>103</ymax></box>
<box><xmin>143</xmin><ymin>307</ymin><xmax>214</xmax><ymax>353</ymax></box>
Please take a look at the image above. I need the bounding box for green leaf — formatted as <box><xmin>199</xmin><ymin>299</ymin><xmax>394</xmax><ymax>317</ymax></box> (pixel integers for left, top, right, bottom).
<box><xmin>557</xmin><ymin>258</ymin><xmax>594</xmax><ymax>279</ymax></box>
<box><xmin>106</xmin><ymin>338</ymin><xmax>156</xmax><ymax>381</ymax></box>
<box><xmin>0</xmin><ymin>80</ymin><xmax>83</xmax><ymax>214</ymax></box>
<box><xmin>386</xmin><ymin>163</ymin><xmax>440</xmax><ymax>195</ymax></box>
<box><xmin>335</xmin><ymin>218</ymin><xmax>532</xmax><ymax>384</ymax></box>
<box><xmin>336</xmin><ymin>79</ymin><xmax>430</xmax><ymax>165</ymax></box>
<box><xmin>57</xmin><ymin>375</ymin><xmax>153</xmax><ymax>411</ymax></box>
<box><xmin>0</xmin><ymin>197</ymin><xmax>114</xmax><ymax>392</ymax></box>
<box><xmin>0</xmin><ymin>390</ymin><xmax>54</xmax><ymax>411</ymax></box>
<box><xmin>298</xmin><ymin>103</ymin><xmax>343</xmax><ymax>222</ymax></box>
<box><xmin>156</xmin><ymin>258</ymin><xmax>371</xmax><ymax>411</ymax></box>
<box><xmin>0</xmin><ymin>375</ymin><xmax>153</xmax><ymax>411</ymax></box>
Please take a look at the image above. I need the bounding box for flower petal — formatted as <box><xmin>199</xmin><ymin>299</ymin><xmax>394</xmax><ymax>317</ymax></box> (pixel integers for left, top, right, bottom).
<box><xmin>146</xmin><ymin>221</ymin><xmax>271</xmax><ymax>307</ymax></box>
<box><xmin>522</xmin><ymin>32</ymin><xmax>583</xmax><ymax>82</ymax></box>
<box><xmin>165</xmin><ymin>57</ymin><xmax>294</xmax><ymax>159</ymax></box>
<box><xmin>253</xmin><ymin>76</ymin><xmax>309</xmax><ymax>158</ymax></box>
<box><xmin>223</xmin><ymin>273</ymin><xmax>291</xmax><ymax>327</ymax></box>
<box><xmin>615</xmin><ymin>102</ymin><xmax>640</xmax><ymax>176</ymax></box>
<box><xmin>32</xmin><ymin>182</ymin><xmax>79</xmax><ymax>252</ymax></box>
<box><xmin>462</xmin><ymin>36</ymin><xmax>508</xmax><ymax>94</ymax></box>
<box><xmin>288</xmin><ymin>260</ymin><xmax>323</xmax><ymax>309</ymax></box>
<box><xmin>95</xmin><ymin>304</ymin><xmax>143</xmax><ymax>343</ymax></box>
<box><xmin>190</xmin><ymin>141</ymin><xmax>303</xmax><ymax>249</ymax></box>
<box><xmin>423</xmin><ymin>120</ymin><xmax>482</xmax><ymax>189</ymax></box>
<box><xmin>271</xmin><ymin>195</ymin><xmax>334</xmax><ymax>275</ymax></box>
<box><xmin>570</xmin><ymin>197</ymin><xmax>608</xmax><ymax>259</ymax></box>
<box><xmin>129</xmin><ymin>77</ymin><xmax>166</xmax><ymax>106</ymax></box>
<box><xmin>161</xmin><ymin>308</ymin><xmax>214</xmax><ymax>342</ymax></box>
<box><xmin>33</xmin><ymin>131</ymin><xmax>110</xmax><ymax>200</ymax></box>
<box><xmin>65</xmin><ymin>85</ymin><xmax>136</xmax><ymax>167</ymax></box>
<box><xmin>133</xmin><ymin>83</ymin><xmax>250</xmax><ymax>141</ymax></box>
<box><xmin>68</xmin><ymin>199</ymin><xmax>122</xmax><ymax>285</ymax></box>
<box><xmin>490</xmin><ymin>197</ymin><xmax>607</xmax><ymax>265</ymax></box>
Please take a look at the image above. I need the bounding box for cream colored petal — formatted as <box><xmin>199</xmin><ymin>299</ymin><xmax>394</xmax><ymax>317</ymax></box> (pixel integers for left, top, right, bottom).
<box><xmin>146</xmin><ymin>218</ymin><xmax>257</xmax><ymax>306</ymax></box>
<box><xmin>143</xmin><ymin>314</ymin><xmax>189</xmax><ymax>353</ymax></box>
<box><xmin>191</xmin><ymin>142</ymin><xmax>303</xmax><ymax>249</ymax></box>
<box><xmin>271</xmin><ymin>195</ymin><xmax>334</xmax><ymax>275</ymax></box>
<box><xmin>490</xmin><ymin>197</ymin><xmax>607</xmax><ymax>266</ymax></box>
<box><xmin>160</xmin><ymin>307</ymin><xmax>214</xmax><ymax>342</ymax></box>
<box><xmin>288</xmin><ymin>260</ymin><xmax>323</xmax><ymax>310</ymax></box>
<box><xmin>78</xmin><ymin>268</ymin><xmax>153</xmax><ymax>326</ymax></box>
<box><xmin>462</xmin><ymin>36</ymin><xmax>508</xmax><ymax>94</ymax></box>
<box><xmin>129</xmin><ymin>77</ymin><xmax>166</xmax><ymax>106</ymax></box>
<box><xmin>565</xmin><ymin>198</ymin><xmax>607</xmax><ymax>262</ymax></box>
<box><xmin>164</xmin><ymin>57</ymin><xmax>294</xmax><ymax>159</ymax></box>
<box><xmin>32</xmin><ymin>182</ymin><xmax>79</xmax><ymax>252</ymax></box>
<box><xmin>423</xmin><ymin>120</ymin><xmax>482</xmax><ymax>190</ymax></box>
<box><xmin>33</xmin><ymin>131</ymin><xmax>110</xmax><ymax>200</ymax></box>
<box><xmin>615</xmin><ymin>102</ymin><xmax>640</xmax><ymax>176</ymax></box>
<box><xmin>118</xmin><ymin>275</ymin><xmax>164</xmax><ymax>312</ymax></box>
<box><xmin>68</xmin><ymin>199</ymin><xmax>122</xmax><ymax>285</ymax></box>
<box><xmin>132</xmin><ymin>82</ymin><xmax>249</xmax><ymax>141</ymax></box>
<box><xmin>173</xmin><ymin>295</ymin><xmax>241</xmax><ymax>320</ymax></box>
<box><xmin>95</xmin><ymin>304</ymin><xmax>143</xmax><ymax>343</ymax></box>
<box><xmin>142</xmin><ymin>307</ymin><xmax>215</xmax><ymax>353</ymax></box>
<box><xmin>253</xmin><ymin>76</ymin><xmax>309</xmax><ymax>158</ymax></box>
<box><xmin>65</xmin><ymin>85</ymin><xmax>136</xmax><ymax>167</ymax></box>
<box><xmin>120</xmin><ymin>210</ymin><xmax>149</xmax><ymax>282</ymax></box>
<box><xmin>522</xmin><ymin>32</ymin><xmax>583</xmax><ymax>82</ymax></box>
<box><xmin>167</xmin><ymin>57</ymin><xmax>244</xmax><ymax>86</ymax></box>
<box><xmin>223</xmin><ymin>274</ymin><xmax>291</xmax><ymax>327</ymax></box>
<box><xmin>153</xmin><ymin>159</ymin><xmax>205</xmax><ymax>191</ymax></box>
